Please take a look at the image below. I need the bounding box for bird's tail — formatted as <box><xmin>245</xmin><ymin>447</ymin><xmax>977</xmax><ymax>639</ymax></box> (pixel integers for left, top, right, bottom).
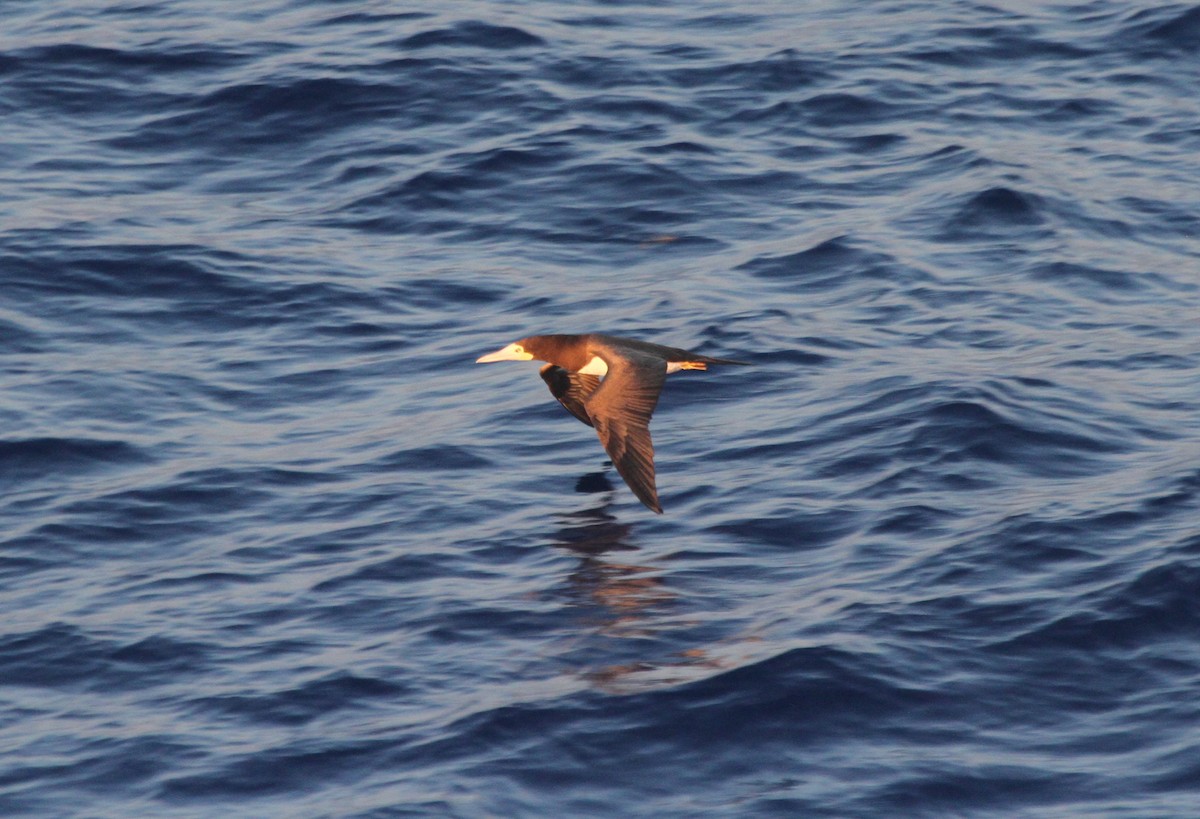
<box><xmin>689</xmin><ymin>355</ymin><xmax>751</xmax><ymax>368</ymax></box>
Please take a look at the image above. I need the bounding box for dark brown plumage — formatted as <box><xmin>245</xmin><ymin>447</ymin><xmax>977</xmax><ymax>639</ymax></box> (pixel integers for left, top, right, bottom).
<box><xmin>539</xmin><ymin>365</ymin><xmax>599</xmax><ymax>427</ymax></box>
<box><xmin>477</xmin><ymin>333</ymin><xmax>748</xmax><ymax>513</ymax></box>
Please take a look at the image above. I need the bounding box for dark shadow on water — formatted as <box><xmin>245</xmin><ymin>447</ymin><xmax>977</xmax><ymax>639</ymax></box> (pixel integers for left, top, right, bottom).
<box><xmin>554</xmin><ymin>471</ymin><xmax>635</xmax><ymax>554</ymax></box>
<box><xmin>573</xmin><ymin>469</ymin><xmax>617</xmax><ymax>499</ymax></box>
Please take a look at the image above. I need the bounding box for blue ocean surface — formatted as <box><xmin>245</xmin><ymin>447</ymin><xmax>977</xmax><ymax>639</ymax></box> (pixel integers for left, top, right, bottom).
<box><xmin>3</xmin><ymin>1</ymin><xmax>1200</xmax><ymax>815</ymax></box>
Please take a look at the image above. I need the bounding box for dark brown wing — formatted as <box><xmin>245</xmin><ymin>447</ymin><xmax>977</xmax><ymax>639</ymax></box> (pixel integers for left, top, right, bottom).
<box><xmin>540</xmin><ymin>364</ymin><xmax>601</xmax><ymax>427</ymax></box>
<box><xmin>584</xmin><ymin>353</ymin><xmax>667</xmax><ymax>513</ymax></box>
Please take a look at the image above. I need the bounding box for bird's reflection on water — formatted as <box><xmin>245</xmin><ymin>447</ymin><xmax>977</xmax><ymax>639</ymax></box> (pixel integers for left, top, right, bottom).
<box><xmin>550</xmin><ymin>472</ymin><xmax>725</xmax><ymax>692</ymax></box>
<box><xmin>551</xmin><ymin>472</ymin><xmax>670</xmax><ymax>632</ymax></box>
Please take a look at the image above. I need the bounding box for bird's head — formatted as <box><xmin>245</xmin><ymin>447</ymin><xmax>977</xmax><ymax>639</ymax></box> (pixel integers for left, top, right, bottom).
<box><xmin>476</xmin><ymin>339</ymin><xmax>536</xmax><ymax>363</ymax></box>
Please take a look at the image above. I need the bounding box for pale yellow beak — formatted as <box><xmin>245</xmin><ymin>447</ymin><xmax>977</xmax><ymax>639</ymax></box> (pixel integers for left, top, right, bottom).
<box><xmin>476</xmin><ymin>342</ymin><xmax>534</xmax><ymax>363</ymax></box>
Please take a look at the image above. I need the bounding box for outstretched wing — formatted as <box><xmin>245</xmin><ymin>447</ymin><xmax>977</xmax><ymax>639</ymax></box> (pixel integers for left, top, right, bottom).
<box><xmin>540</xmin><ymin>364</ymin><xmax>601</xmax><ymax>427</ymax></box>
<box><xmin>584</xmin><ymin>353</ymin><xmax>667</xmax><ymax>513</ymax></box>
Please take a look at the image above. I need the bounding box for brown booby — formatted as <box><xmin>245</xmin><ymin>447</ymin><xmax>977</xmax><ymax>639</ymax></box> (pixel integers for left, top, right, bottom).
<box><xmin>476</xmin><ymin>334</ymin><xmax>748</xmax><ymax>513</ymax></box>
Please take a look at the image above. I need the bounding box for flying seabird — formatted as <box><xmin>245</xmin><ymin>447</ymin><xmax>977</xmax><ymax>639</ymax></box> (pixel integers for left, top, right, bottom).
<box><xmin>476</xmin><ymin>334</ymin><xmax>748</xmax><ymax>513</ymax></box>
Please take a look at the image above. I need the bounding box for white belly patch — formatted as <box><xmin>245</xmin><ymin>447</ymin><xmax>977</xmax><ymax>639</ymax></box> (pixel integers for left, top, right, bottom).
<box><xmin>578</xmin><ymin>355</ymin><xmax>609</xmax><ymax>376</ymax></box>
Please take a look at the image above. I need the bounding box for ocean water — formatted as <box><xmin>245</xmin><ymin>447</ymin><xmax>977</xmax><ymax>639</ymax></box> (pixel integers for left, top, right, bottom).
<box><xmin>3</xmin><ymin>1</ymin><xmax>1200</xmax><ymax>816</ymax></box>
